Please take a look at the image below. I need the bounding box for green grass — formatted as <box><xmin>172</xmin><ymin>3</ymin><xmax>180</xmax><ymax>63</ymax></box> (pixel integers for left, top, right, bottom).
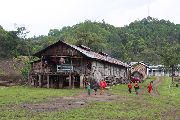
<box><xmin>159</xmin><ymin>77</ymin><xmax>180</xmax><ymax>98</ymax></box>
<box><xmin>0</xmin><ymin>77</ymin><xmax>180</xmax><ymax>120</ymax></box>
<box><xmin>158</xmin><ymin>77</ymin><xmax>180</xmax><ymax>109</ymax></box>
<box><xmin>0</xmin><ymin>86</ymin><xmax>81</xmax><ymax>106</ymax></box>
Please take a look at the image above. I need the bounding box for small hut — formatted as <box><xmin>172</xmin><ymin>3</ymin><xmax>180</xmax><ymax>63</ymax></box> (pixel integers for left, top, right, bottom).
<box><xmin>130</xmin><ymin>62</ymin><xmax>148</xmax><ymax>81</ymax></box>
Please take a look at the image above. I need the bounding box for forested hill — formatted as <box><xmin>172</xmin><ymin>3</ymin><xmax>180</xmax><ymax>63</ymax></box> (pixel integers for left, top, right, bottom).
<box><xmin>0</xmin><ymin>26</ymin><xmax>29</xmax><ymax>58</ymax></box>
<box><xmin>1</xmin><ymin>17</ymin><xmax>180</xmax><ymax>65</ymax></box>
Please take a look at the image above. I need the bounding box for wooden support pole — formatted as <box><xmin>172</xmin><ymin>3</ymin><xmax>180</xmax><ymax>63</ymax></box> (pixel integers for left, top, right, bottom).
<box><xmin>69</xmin><ymin>74</ymin><xmax>72</xmax><ymax>88</ymax></box>
<box><xmin>38</xmin><ymin>75</ymin><xmax>42</xmax><ymax>87</ymax></box>
<box><xmin>72</xmin><ymin>75</ymin><xmax>74</xmax><ymax>89</ymax></box>
<box><xmin>35</xmin><ymin>77</ymin><xmax>38</xmax><ymax>87</ymax></box>
<box><xmin>47</xmin><ymin>75</ymin><xmax>50</xmax><ymax>88</ymax></box>
<box><xmin>80</xmin><ymin>75</ymin><xmax>84</xmax><ymax>88</ymax></box>
<box><xmin>32</xmin><ymin>77</ymin><xmax>34</xmax><ymax>86</ymax></box>
<box><xmin>28</xmin><ymin>74</ymin><xmax>31</xmax><ymax>86</ymax></box>
<box><xmin>28</xmin><ymin>73</ymin><xmax>32</xmax><ymax>86</ymax></box>
<box><xmin>41</xmin><ymin>56</ymin><xmax>43</xmax><ymax>73</ymax></box>
<box><xmin>50</xmin><ymin>78</ymin><xmax>53</xmax><ymax>88</ymax></box>
<box><xmin>59</xmin><ymin>75</ymin><xmax>63</xmax><ymax>88</ymax></box>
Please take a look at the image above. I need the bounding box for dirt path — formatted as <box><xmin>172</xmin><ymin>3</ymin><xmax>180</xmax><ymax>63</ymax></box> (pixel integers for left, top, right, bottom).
<box><xmin>151</xmin><ymin>77</ymin><xmax>161</xmax><ymax>96</ymax></box>
<box><xmin>22</xmin><ymin>77</ymin><xmax>163</xmax><ymax>113</ymax></box>
<box><xmin>20</xmin><ymin>90</ymin><xmax>119</xmax><ymax>113</ymax></box>
<box><xmin>148</xmin><ymin>77</ymin><xmax>179</xmax><ymax>120</ymax></box>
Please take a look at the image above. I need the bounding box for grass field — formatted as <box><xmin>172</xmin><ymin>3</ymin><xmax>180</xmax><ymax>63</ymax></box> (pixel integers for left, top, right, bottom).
<box><xmin>0</xmin><ymin>77</ymin><xmax>179</xmax><ymax>120</ymax></box>
<box><xmin>0</xmin><ymin>86</ymin><xmax>81</xmax><ymax>106</ymax></box>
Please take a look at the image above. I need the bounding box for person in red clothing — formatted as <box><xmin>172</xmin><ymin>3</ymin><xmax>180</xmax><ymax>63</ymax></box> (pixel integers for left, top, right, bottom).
<box><xmin>100</xmin><ymin>79</ymin><xmax>103</xmax><ymax>87</ymax></box>
<box><xmin>128</xmin><ymin>82</ymin><xmax>132</xmax><ymax>93</ymax></box>
<box><xmin>100</xmin><ymin>79</ymin><xmax>107</xmax><ymax>95</ymax></box>
<box><xmin>134</xmin><ymin>81</ymin><xmax>140</xmax><ymax>95</ymax></box>
<box><xmin>103</xmin><ymin>80</ymin><xmax>107</xmax><ymax>88</ymax></box>
<box><xmin>147</xmin><ymin>82</ymin><xmax>153</xmax><ymax>93</ymax></box>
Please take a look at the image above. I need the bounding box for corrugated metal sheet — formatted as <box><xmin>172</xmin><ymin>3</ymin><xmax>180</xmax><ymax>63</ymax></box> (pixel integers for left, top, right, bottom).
<box><xmin>130</xmin><ymin>62</ymin><xmax>147</xmax><ymax>79</ymax></box>
<box><xmin>65</xmin><ymin>42</ymin><xmax>129</xmax><ymax>67</ymax></box>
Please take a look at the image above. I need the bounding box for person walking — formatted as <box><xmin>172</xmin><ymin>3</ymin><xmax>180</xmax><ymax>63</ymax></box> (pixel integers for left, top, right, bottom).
<box><xmin>87</xmin><ymin>82</ymin><xmax>91</xmax><ymax>96</ymax></box>
<box><xmin>134</xmin><ymin>81</ymin><xmax>140</xmax><ymax>95</ymax></box>
<box><xmin>100</xmin><ymin>79</ymin><xmax>107</xmax><ymax>95</ymax></box>
<box><xmin>93</xmin><ymin>82</ymin><xmax>99</xmax><ymax>95</ymax></box>
<box><xmin>147</xmin><ymin>82</ymin><xmax>153</xmax><ymax>93</ymax></box>
<box><xmin>83</xmin><ymin>76</ymin><xmax>87</xmax><ymax>88</ymax></box>
<box><xmin>103</xmin><ymin>80</ymin><xmax>107</xmax><ymax>95</ymax></box>
<box><xmin>99</xmin><ymin>79</ymin><xmax>104</xmax><ymax>95</ymax></box>
<box><xmin>128</xmin><ymin>82</ymin><xmax>132</xmax><ymax>93</ymax></box>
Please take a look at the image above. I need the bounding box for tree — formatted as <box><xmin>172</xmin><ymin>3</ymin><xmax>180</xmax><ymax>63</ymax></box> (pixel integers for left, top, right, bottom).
<box><xmin>160</xmin><ymin>42</ymin><xmax>180</xmax><ymax>83</ymax></box>
<box><xmin>2</xmin><ymin>17</ymin><xmax>180</xmax><ymax>65</ymax></box>
<box><xmin>16</xmin><ymin>26</ymin><xmax>30</xmax><ymax>39</ymax></box>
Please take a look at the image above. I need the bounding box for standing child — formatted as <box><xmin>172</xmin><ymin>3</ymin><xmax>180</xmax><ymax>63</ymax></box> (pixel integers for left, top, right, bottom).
<box><xmin>100</xmin><ymin>79</ymin><xmax>106</xmax><ymax>95</ymax></box>
<box><xmin>147</xmin><ymin>82</ymin><xmax>153</xmax><ymax>93</ymax></box>
<box><xmin>103</xmin><ymin>80</ymin><xmax>107</xmax><ymax>88</ymax></box>
<box><xmin>87</xmin><ymin>82</ymin><xmax>91</xmax><ymax>96</ymax></box>
<box><xmin>83</xmin><ymin>76</ymin><xmax>87</xmax><ymax>88</ymax></box>
<box><xmin>103</xmin><ymin>80</ymin><xmax>107</xmax><ymax>95</ymax></box>
<box><xmin>93</xmin><ymin>82</ymin><xmax>98</xmax><ymax>95</ymax></box>
<box><xmin>134</xmin><ymin>81</ymin><xmax>140</xmax><ymax>95</ymax></box>
<box><xmin>128</xmin><ymin>82</ymin><xmax>132</xmax><ymax>93</ymax></box>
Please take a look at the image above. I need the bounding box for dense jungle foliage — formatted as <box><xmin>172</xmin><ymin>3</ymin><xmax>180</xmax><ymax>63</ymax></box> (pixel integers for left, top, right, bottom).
<box><xmin>1</xmin><ymin>17</ymin><xmax>180</xmax><ymax>66</ymax></box>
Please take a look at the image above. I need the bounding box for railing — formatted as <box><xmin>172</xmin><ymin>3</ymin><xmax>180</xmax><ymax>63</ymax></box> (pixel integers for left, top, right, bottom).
<box><xmin>57</xmin><ymin>64</ymin><xmax>73</xmax><ymax>72</ymax></box>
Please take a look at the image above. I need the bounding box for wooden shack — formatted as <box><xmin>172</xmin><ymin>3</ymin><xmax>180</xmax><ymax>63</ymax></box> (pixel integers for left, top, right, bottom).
<box><xmin>29</xmin><ymin>40</ymin><xmax>129</xmax><ymax>88</ymax></box>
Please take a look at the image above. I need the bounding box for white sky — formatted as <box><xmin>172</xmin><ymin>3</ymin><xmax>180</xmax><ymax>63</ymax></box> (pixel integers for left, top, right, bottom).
<box><xmin>0</xmin><ymin>0</ymin><xmax>180</xmax><ymax>37</ymax></box>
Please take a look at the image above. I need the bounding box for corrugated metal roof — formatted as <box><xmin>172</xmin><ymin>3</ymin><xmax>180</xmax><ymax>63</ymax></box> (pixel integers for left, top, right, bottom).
<box><xmin>130</xmin><ymin>62</ymin><xmax>148</xmax><ymax>67</ymax></box>
<box><xmin>65</xmin><ymin>42</ymin><xmax>129</xmax><ymax>67</ymax></box>
<box><xmin>33</xmin><ymin>40</ymin><xmax>129</xmax><ymax>67</ymax></box>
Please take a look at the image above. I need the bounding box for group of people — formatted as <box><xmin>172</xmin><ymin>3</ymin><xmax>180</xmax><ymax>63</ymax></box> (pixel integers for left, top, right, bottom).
<box><xmin>128</xmin><ymin>81</ymin><xmax>153</xmax><ymax>95</ymax></box>
<box><xmin>84</xmin><ymin>76</ymin><xmax>153</xmax><ymax>96</ymax></box>
<box><xmin>86</xmin><ymin>79</ymin><xmax>107</xmax><ymax>96</ymax></box>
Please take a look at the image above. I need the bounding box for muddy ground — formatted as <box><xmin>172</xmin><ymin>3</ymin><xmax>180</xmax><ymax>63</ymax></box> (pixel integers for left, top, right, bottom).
<box><xmin>16</xmin><ymin>78</ymin><xmax>165</xmax><ymax>113</ymax></box>
<box><xmin>20</xmin><ymin>91</ymin><xmax>120</xmax><ymax>113</ymax></box>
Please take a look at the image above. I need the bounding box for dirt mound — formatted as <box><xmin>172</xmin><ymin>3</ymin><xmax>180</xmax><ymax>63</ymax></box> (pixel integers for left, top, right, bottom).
<box><xmin>0</xmin><ymin>59</ymin><xmax>22</xmax><ymax>76</ymax></box>
<box><xmin>0</xmin><ymin>75</ymin><xmax>22</xmax><ymax>81</ymax></box>
<box><xmin>0</xmin><ymin>59</ymin><xmax>23</xmax><ymax>85</ymax></box>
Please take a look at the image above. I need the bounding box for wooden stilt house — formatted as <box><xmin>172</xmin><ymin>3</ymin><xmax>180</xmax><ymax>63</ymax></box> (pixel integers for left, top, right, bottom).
<box><xmin>29</xmin><ymin>40</ymin><xmax>129</xmax><ymax>88</ymax></box>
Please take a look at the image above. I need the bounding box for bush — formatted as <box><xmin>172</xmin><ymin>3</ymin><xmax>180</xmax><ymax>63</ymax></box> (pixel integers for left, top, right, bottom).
<box><xmin>13</xmin><ymin>56</ymin><xmax>30</xmax><ymax>80</ymax></box>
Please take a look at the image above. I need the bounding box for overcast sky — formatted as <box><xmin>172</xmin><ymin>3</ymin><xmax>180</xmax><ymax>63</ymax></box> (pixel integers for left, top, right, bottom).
<box><xmin>0</xmin><ymin>0</ymin><xmax>180</xmax><ymax>37</ymax></box>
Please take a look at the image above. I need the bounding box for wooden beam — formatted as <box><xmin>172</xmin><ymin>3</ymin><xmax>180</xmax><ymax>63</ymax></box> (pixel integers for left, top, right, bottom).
<box><xmin>69</xmin><ymin>75</ymin><xmax>72</xmax><ymax>88</ymax></box>
<box><xmin>47</xmin><ymin>75</ymin><xmax>50</xmax><ymax>88</ymax></box>
<box><xmin>32</xmin><ymin>77</ymin><xmax>35</xmax><ymax>86</ymax></box>
<box><xmin>50</xmin><ymin>55</ymin><xmax>83</xmax><ymax>58</ymax></box>
<box><xmin>50</xmin><ymin>78</ymin><xmax>53</xmax><ymax>88</ymax></box>
<box><xmin>38</xmin><ymin>75</ymin><xmax>42</xmax><ymax>87</ymax></box>
<box><xmin>41</xmin><ymin>56</ymin><xmax>43</xmax><ymax>73</ymax></box>
<box><xmin>59</xmin><ymin>75</ymin><xmax>63</xmax><ymax>88</ymax></box>
<box><xmin>72</xmin><ymin>75</ymin><xmax>74</xmax><ymax>89</ymax></box>
<box><xmin>80</xmin><ymin>75</ymin><xmax>84</xmax><ymax>88</ymax></box>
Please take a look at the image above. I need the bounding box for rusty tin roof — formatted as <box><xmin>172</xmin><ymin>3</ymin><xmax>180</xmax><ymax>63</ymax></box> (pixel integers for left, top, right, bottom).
<box><xmin>33</xmin><ymin>40</ymin><xmax>129</xmax><ymax>67</ymax></box>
